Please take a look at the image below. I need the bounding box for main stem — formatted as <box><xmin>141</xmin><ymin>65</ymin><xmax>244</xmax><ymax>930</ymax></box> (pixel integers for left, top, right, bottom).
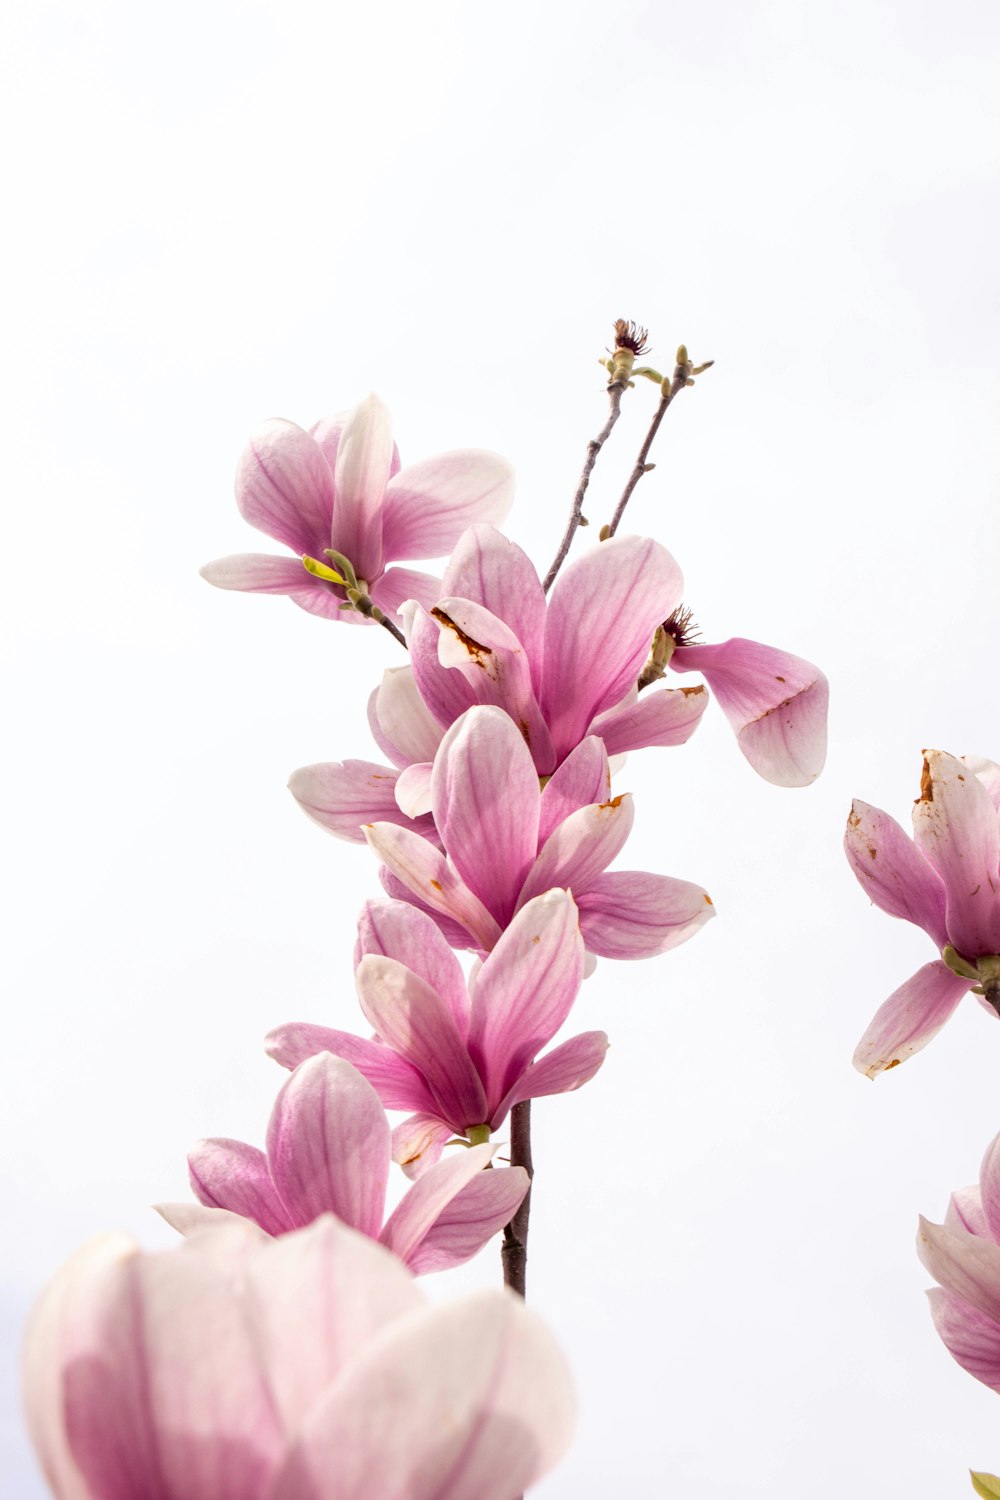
<box><xmin>541</xmin><ymin>381</ymin><xmax>625</xmax><ymax>593</ymax></box>
<box><xmin>501</xmin><ymin>1100</ymin><xmax>533</xmax><ymax>1297</ymax></box>
<box><xmin>604</xmin><ymin>361</ymin><xmax>690</xmax><ymax>538</ymax></box>
<box><xmin>986</xmin><ymin>980</ymin><xmax>1000</xmax><ymax>1018</ymax></box>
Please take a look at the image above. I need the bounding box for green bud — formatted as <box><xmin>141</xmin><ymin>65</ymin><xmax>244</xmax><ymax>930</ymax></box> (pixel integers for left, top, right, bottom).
<box><xmin>302</xmin><ymin>554</ymin><xmax>346</xmax><ymax>585</ymax></box>
<box><xmin>970</xmin><ymin>1473</ymin><xmax>1000</xmax><ymax>1498</ymax></box>
<box><xmin>466</xmin><ymin>1123</ymin><xmax>491</xmax><ymax>1148</ymax></box>
<box><xmin>942</xmin><ymin>944</ymin><xmax>981</xmax><ymax>981</ymax></box>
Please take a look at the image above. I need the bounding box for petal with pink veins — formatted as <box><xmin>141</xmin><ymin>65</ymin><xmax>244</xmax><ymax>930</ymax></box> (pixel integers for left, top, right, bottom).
<box><xmin>378</xmin><ymin>867</ymin><xmax>474</xmax><ymax>950</ymax></box>
<box><xmin>442</xmin><ymin>526</ymin><xmax>547</xmax><ymax>690</ymax></box>
<box><xmin>266</xmin><ymin>1056</ymin><xmax>390</xmax><ymax>1239</ymax></box>
<box><xmin>980</xmin><ymin>1132</ymin><xmax>1000</xmax><ymax>1243</ymax></box>
<box><xmin>368</xmin><ymin>666</ymin><xmax>445</xmax><ymax>767</ymax></box>
<box><xmin>853</xmin><ymin>959</ymin><xmax>971</xmax><ymax>1078</ymax></box>
<box><xmin>947</xmin><ymin>1187</ymin><xmax>989</xmax><ymax>1237</ymax></box>
<box><xmin>379</xmin><ymin>1143</ymin><xmax>525</xmax><ymax>1270</ymax></box>
<box><xmin>394</xmin><ymin>761</ymin><xmax>433</xmax><ymax>817</ymax></box>
<box><xmin>355</xmin><ymin>900</ymin><xmax>471</xmax><ymax>1037</ymax></box>
<box><xmin>408</xmin><ymin>603</ymin><xmax>478</xmax><ymax>727</ymax></box>
<box><xmin>365</xmin><ymin>821</ymin><xmax>502</xmax><ymax>950</ymax></box>
<box><xmin>965</xmin><ymin>756</ymin><xmax>1000</xmax><ymax>813</ymax></box>
<box><xmin>392</xmin><ymin>1114</ymin><xmax>456</xmax><ymax>1179</ymax></box>
<box><xmin>188</xmin><ymin>1139</ymin><xmax>291</xmax><ymax>1236</ymax></box>
<box><xmin>370</xmin><ymin>564</ymin><xmax>443</xmax><ymax>618</ymax></box>
<box><xmin>918</xmin><ymin>1217</ymin><xmax>1000</xmax><ymax>1325</ymax></box>
<box><xmin>200</xmin><ymin>553</ymin><xmax>319</xmax><ymax>595</ymax></box>
<box><xmin>264</xmin><ymin>1024</ymin><xmax>438</xmax><ymax>1114</ymax></box>
<box><xmin>518</xmin><ymin>795</ymin><xmax>635</xmax><ymax>910</ymax></box>
<box><xmin>537</xmin><ymin>737</ymin><xmax>610</xmax><ymax>848</ymax></box>
<box><xmin>928</xmin><ymin>1288</ymin><xmax>1000</xmax><ymax>1393</ymax></box>
<box><xmin>380</xmin><ymin>453</ymin><xmax>515</xmax><ymax>561</ymax></box>
<box><xmin>591</xmin><ymin>683</ymin><xmax>710</xmax><ymax>756</ymax></box>
<box><xmin>289</xmin><ymin>760</ymin><xmax>422</xmax><ymax>844</ymax></box>
<box><xmin>844</xmin><ymin>799</ymin><xmax>949</xmax><ymax>948</ymax></box>
<box><xmin>491</xmin><ymin>1030</ymin><xmax>610</xmax><ymax>1124</ymax></box>
<box><xmin>912</xmin><ymin>750</ymin><xmax>1000</xmax><ymax>959</ymax></box>
<box><xmin>155</xmin><ymin>1202</ymin><xmax>262</xmax><ymax>1237</ymax></box>
<box><xmin>575</xmin><ymin>870</ymin><xmax>715</xmax><ymax>959</ymax></box>
<box><xmin>236</xmin><ymin>419</ymin><xmax>334</xmax><ymax>554</ymax></box>
<box><xmin>404</xmin><ymin>1168</ymin><xmax>533</xmax><ymax>1275</ymax></box>
<box><xmin>330</xmin><ymin>394</ymin><xmax>392</xmax><ymax>581</ymax></box>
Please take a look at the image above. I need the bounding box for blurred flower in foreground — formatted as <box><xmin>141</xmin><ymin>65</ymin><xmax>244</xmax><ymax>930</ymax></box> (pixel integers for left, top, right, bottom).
<box><xmin>23</xmin><ymin>1217</ymin><xmax>574</xmax><ymax>1500</ymax></box>
<box><xmin>846</xmin><ymin>751</ymin><xmax>1000</xmax><ymax>1077</ymax></box>
<box><xmin>201</xmin><ymin>395</ymin><xmax>514</xmax><ymax>624</ymax></box>
<box><xmin>918</xmin><ymin>1128</ymin><xmax>1000</xmax><ymax>1395</ymax></box>
<box><xmin>157</xmin><ymin>1053</ymin><xmax>527</xmax><ymax>1274</ymax></box>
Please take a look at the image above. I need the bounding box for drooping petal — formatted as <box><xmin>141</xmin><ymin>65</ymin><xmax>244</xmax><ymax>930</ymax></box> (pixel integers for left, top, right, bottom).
<box><xmin>517</xmin><ymin>794</ymin><xmax>635</xmax><ymax>910</ymax></box>
<box><xmin>355</xmin><ymin>955</ymin><xmax>488</xmax><ymax>1130</ymax></box>
<box><xmin>853</xmin><ymin>960</ymin><xmax>971</xmax><ymax>1078</ymax></box>
<box><xmin>236</xmin><ymin>419</ymin><xmax>335</xmax><ymax>554</ymax></box>
<box><xmin>379</xmin><ymin>1143</ymin><xmax>524</xmax><ymax>1270</ymax></box>
<box><xmin>671</xmin><ymin>638</ymin><xmax>828</xmax><ymax>787</ymax></box>
<box><xmin>200</xmin><ymin>553</ymin><xmax>322</xmax><ymax>595</ymax></box>
<box><xmin>188</xmin><ymin>1139</ymin><xmax>292</xmax><ymax>1236</ymax></box>
<box><xmin>267</xmin><ymin>1290</ymin><xmax>575</xmax><ymax>1500</ymax></box>
<box><xmin>918</xmin><ymin>1217</ymin><xmax>1000</xmax><ymax>1325</ymax></box>
<box><xmin>591</xmin><ymin>683</ymin><xmax>710</xmax><ymax>756</ymax></box>
<box><xmin>542</xmin><ymin>536</ymin><xmax>684</xmax><ymax>759</ymax></box>
<box><xmin>330</xmin><ymin>393</ymin><xmax>393</xmax><ymax>581</ymax></box>
<box><xmin>355</xmin><ymin>899</ymin><xmax>470</xmax><ymax>1037</ymax></box>
<box><xmin>490</xmin><ymin>1030</ymin><xmax>610</xmax><ymax>1125</ymax></box>
<box><xmin>466</xmin><ymin>890</ymin><xmax>585</xmax><ymax>1112</ymax></box>
<box><xmin>264</xmin><ymin>1024</ymin><xmax>438</xmax><ymax>1114</ymax></box>
<box><xmin>844</xmin><ymin>799</ymin><xmax>949</xmax><ymax>948</ymax></box>
<box><xmin>289</xmin><ymin>760</ymin><xmax>426</xmax><ymax>844</ymax></box>
<box><xmin>265</xmin><ymin>1056</ymin><xmax>390</xmax><ymax>1239</ymax></box>
<box><xmin>537</xmin><ymin>736</ymin><xmax>610</xmax><ymax>848</ymax></box>
<box><xmin>927</xmin><ymin>1288</ymin><xmax>1000</xmax><ymax>1393</ymax></box>
<box><xmin>432</xmin><ymin>707</ymin><xmax>541</xmax><ymax>925</ymax></box>
<box><xmin>441</xmin><ymin>525</ymin><xmax>547</xmax><ymax>692</ymax></box>
<box><xmin>364</xmin><ymin>821</ymin><xmax>502</xmax><ymax>951</ymax></box>
<box><xmin>368</xmin><ymin>666</ymin><xmax>445</xmax><ymax>768</ymax></box>
<box><xmin>370</xmin><ymin>565</ymin><xmax>444</xmax><ymax>618</ymax></box>
<box><xmin>392</xmin><ymin>1114</ymin><xmax>456</xmax><ymax>1179</ymax></box>
<box><xmin>380</xmin><ymin>452</ymin><xmax>515</xmax><ymax>561</ymax></box>
<box><xmin>912</xmin><ymin>750</ymin><xmax>1000</xmax><ymax>959</ymax></box>
<box><xmin>575</xmin><ymin>870</ymin><xmax>715</xmax><ymax>958</ymax></box>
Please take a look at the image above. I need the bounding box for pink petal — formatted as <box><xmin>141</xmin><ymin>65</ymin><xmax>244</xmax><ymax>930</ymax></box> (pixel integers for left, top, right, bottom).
<box><xmin>980</xmin><ymin>1133</ymin><xmax>1000</xmax><ymax>1243</ymax></box>
<box><xmin>467</xmin><ymin>890</ymin><xmax>585</xmax><ymax>1112</ymax></box>
<box><xmin>918</xmin><ymin>1216</ymin><xmax>1000</xmax><ymax>1325</ymax></box>
<box><xmin>671</xmin><ymin>638</ymin><xmax>828</xmax><ymax>786</ymax></box>
<box><xmin>928</xmin><ymin>1288</ymin><xmax>1000</xmax><ymax>1393</ymax></box>
<box><xmin>394</xmin><ymin>761</ymin><xmax>433</xmax><ymax>817</ymax></box>
<box><xmin>377</xmin><ymin>867</ymin><xmax>474</xmax><ymax>950</ymax></box>
<box><xmin>403</xmin><ymin>1168</ymin><xmax>532</xmax><ymax>1274</ymax></box>
<box><xmin>267</xmin><ymin>1290</ymin><xmax>575</xmax><ymax>1500</ymax></box>
<box><xmin>853</xmin><ymin>959</ymin><xmax>970</xmax><ymax>1078</ymax></box>
<box><xmin>309</xmin><ymin>412</ymin><xmax>399</xmax><ymax>481</ymax></box>
<box><xmin>518</xmin><ymin>794</ymin><xmax>635</xmax><ymax>910</ymax></box>
<box><xmin>330</xmin><ymin>393</ymin><xmax>392</xmax><ymax>581</ymax></box>
<box><xmin>947</xmin><ymin>1186</ymin><xmax>989</xmax><ymax>1237</ymax></box>
<box><xmin>264</xmin><ymin>1023</ymin><xmax>437</xmax><ymax>1114</ymax></box>
<box><xmin>155</xmin><ymin>1202</ymin><xmax>260</xmax><ymax>1237</ymax></box>
<box><xmin>844</xmin><ymin>799</ymin><xmax>949</xmax><ymax>948</ymax></box>
<box><xmin>441</xmin><ymin>525</ymin><xmax>547</xmax><ymax>692</ymax></box>
<box><xmin>575</xmin><ymin>870</ymin><xmax>715</xmax><ymax>958</ymax></box>
<box><xmin>379</xmin><ymin>1142</ymin><xmax>523</xmax><ymax>1269</ymax></box>
<box><xmin>537</xmin><ymin>736</ymin><xmax>610</xmax><ymax>848</ymax></box>
<box><xmin>380</xmin><ymin>453</ymin><xmax>515</xmax><ymax>561</ymax></box>
<box><xmin>200</xmin><ymin>553</ymin><xmax>319</xmax><ymax>594</ymax></box>
<box><xmin>266</xmin><ymin>1056</ymin><xmax>389</xmax><ymax>1239</ymax></box>
<box><xmin>370</xmin><ymin>564</ymin><xmax>443</xmax><ymax>618</ymax></box>
<box><xmin>356</xmin><ymin>899</ymin><xmax>470</xmax><ymax>1037</ymax></box>
<box><xmin>542</xmin><ymin>536</ymin><xmax>684</xmax><ymax>760</ymax></box>
<box><xmin>368</xmin><ymin>666</ymin><xmax>445</xmax><ymax>768</ymax></box>
<box><xmin>965</xmin><ymin>755</ymin><xmax>1000</xmax><ymax>813</ymax></box>
<box><xmin>356</xmin><ymin>954</ymin><xmax>488</xmax><ymax>1129</ymax></box>
<box><xmin>492</xmin><ymin>1030</ymin><xmax>610</xmax><ymax>1123</ymax></box>
<box><xmin>188</xmin><ymin>1139</ymin><xmax>292</xmax><ymax>1236</ymax></box>
<box><xmin>236</xmin><ymin>419</ymin><xmax>334</xmax><ymax>554</ymax></box>
<box><xmin>364</xmin><ymin>821</ymin><xmax>502</xmax><ymax>950</ymax></box>
<box><xmin>912</xmin><ymin>749</ymin><xmax>1000</xmax><ymax>959</ymax></box>
<box><xmin>392</xmin><ymin>1114</ymin><xmax>456</xmax><ymax>1179</ymax></box>
<box><xmin>591</xmin><ymin>683</ymin><xmax>710</xmax><ymax>756</ymax></box>
<box><xmin>408</xmin><ymin>602</ymin><xmax>478</xmax><ymax>728</ymax></box>
<box><xmin>289</xmin><ymin>760</ymin><xmax>427</xmax><ymax>844</ymax></box>
<box><xmin>432</xmin><ymin>707</ymin><xmax>541</xmax><ymax>925</ymax></box>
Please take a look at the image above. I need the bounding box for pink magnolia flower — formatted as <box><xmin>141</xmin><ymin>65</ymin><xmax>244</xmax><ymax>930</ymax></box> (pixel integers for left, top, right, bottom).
<box><xmin>918</xmin><ymin>1130</ymin><xmax>1000</xmax><ymax>1394</ymax></box>
<box><xmin>363</xmin><ymin>703</ymin><xmax>715</xmax><ymax>959</ymax></box>
<box><xmin>156</xmin><ymin>1053</ymin><xmax>528</xmax><ymax>1274</ymax></box>
<box><xmin>845</xmin><ymin>751</ymin><xmax>1000</xmax><ymax>1077</ymax></box>
<box><xmin>200</xmin><ymin>396</ymin><xmax>514</xmax><ymax>624</ymax></box>
<box><xmin>267</xmin><ymin>889</ymin><xmax>609</xmax><ymax>1176</ymax></box>
<box><xmin>667</xmin><ymin>631</ymin><xmax>828</xmax><ymax>788</ymax></box>
<box><xmin>23</xmin><ymin>1216</ymin><xmax>574</xmax><ymax>1500</ymax></box>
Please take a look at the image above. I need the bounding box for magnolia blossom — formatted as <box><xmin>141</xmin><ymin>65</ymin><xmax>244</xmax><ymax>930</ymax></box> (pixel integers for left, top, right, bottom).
<box><xmin>363</xmin><ymin>704</ymin><xmax>714</xmax><ymax>959</ymax></box>
<box><xmin>268</xmin><ymin>890</ymin><xmax>609</xmax><ymax>1175</ymax></box>
<box><xmin>23</xmin><ymin>1216</ymin><xmax>574</xmax><ymax>1500</ymax></box>
<box><xmin>845</xmin><ymin>751</ymin><xmax>1000</xmax><ymax>1077</ymax></box>
<box><xmin>157</xmin><ymin>1054</ymin><xmax>528</xmax><ymax>1274</ymax></box>
<box><xmin>200</xmin><ymin>396</ymin><xmax>514</xmax><ymax>624</ymax></box>
<box><xmin>668</xmin><ymin>635</ymin><xmax>828</xmax><ymax>787</ymax></box>
<box><xmin>918</xmin><ymin>1130</ymin><xmax>1000</xmax><ymax>1394</ymax></box>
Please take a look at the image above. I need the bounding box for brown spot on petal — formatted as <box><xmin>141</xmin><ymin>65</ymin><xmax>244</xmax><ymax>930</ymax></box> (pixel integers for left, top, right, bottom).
<box><xmin>598</xmin><ymin>795</ymin><xmax>625</xmax><ymax>811</ymax></box>
<box><xmin>704</xmin><ymin>893</ymin><xmax>713</xmax><ymax>905</ymax></box>
<box><xmin>681</xmin><ymin>685</ymin><xmax>705</xmax><ymax>697</ymax></box>
<box><xmin>519</xmin><ymin>718</ymin><xmax>531</xmax><ymax>746</ymax></box>
<box><xmin>532</xmin><ymin>935</ymin><xmax>541</xmax><ymax>944</ymax></box>
<box><xmin>884</xmin><ymin>1058</ymin><xmax>902</xmax><ymax>1070</ymax></box>
<box><xmin>775</xmin><ymin>675</ymin><xmax>786</xmax><ymax>683</ymax></box>
<box><xmin>431</xmin><ymin>607</ymin><xmax>492</xmax><ymax>669</ymax></box>
<box><xmin>430</xmin><ymin>879</ymin><xmax>443</xmax><ymax>892</ymax></box>
<box><xmin>919</xmin><ymin>756</ymin><xmax>933</xmax><ymax>803</ymax></box>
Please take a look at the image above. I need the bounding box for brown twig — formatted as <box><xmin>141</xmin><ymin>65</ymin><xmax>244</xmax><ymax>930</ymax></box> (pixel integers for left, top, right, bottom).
<box><xmin>541</xmin><ymin>380</ymin><xmax>626</xmax><ymax>593</ymax></box>
<box><xmin>501</xmin><ymin>1100</ymin><xmax>533</xmax><ymax>1297</ymax></box>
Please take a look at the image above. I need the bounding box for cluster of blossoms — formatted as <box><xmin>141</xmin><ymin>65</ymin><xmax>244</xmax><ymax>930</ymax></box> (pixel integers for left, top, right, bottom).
<box><xmin>24</xmin><ymin>347</ymin><xmax>831</xmax><ymax>1496</ymax></box>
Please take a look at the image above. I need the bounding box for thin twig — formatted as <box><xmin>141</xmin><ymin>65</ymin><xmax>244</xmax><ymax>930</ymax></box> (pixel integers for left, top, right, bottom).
<box><xmin>501</xmin><ymin>1100</ymin><xmax>533</xmax><ymax>1297</ymax></box>
<box><xmin>541</xmin><ymin>381</ymin><xmax>626</xmax><ymax>593</ymax></box>
<box><xmin>603</xmin><ymin>359</ymin><xmax>691</xmax><ymax>539</ymax></box>
<box><xmin>985</xmin><ymin>980</ymin><xmax>1000</xmax><ymax>1018</ymax></box>
<box><xmin>350</xmin><ymin>592</ymin><xmax>408</xmax><ymax>648</ymax></box>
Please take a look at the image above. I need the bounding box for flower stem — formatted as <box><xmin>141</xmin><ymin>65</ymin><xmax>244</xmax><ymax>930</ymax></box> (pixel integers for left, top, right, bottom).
<box><xmin>985</xmin><ymin>980</ymin><xmax>1000</xmax><ymax>1018</ymax></box>
<box><xmin>501</xmin><ymin>1100</ymin><xmax>533</xmax><ymax>1298</ymax></box>
<box><xmin>541</xmin><ymin>380</ymin><xmax>626</xmax><ymax>593</ymax></box>
<box><xmin>603</xmin><ymin>356</ymin><xmax>692</xmax><ymax>539</ymax></box>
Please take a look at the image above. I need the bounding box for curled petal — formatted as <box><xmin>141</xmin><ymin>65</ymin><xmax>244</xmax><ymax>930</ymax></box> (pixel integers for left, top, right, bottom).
<box><xmin>381</xmin><ymin>453</ymin><xmax>515</xmax><ymax>561</ymax></box>
<box><xmin>575</xmin><ymin>870</ymin><xmax>715</xmax><ymax>959</ymax></box>
<box><xmin>441</xmin><ymin>525</ymin><xmax>547</xmax><ymax>690</ymax></box>
<box><xmin>591</xmin><ymin>683</ymin><xmax>710</xmax><ymax>757</ymax></box>
<box><xmin>853</xmin><ymin>960</ymin><xmax>971</xmax><ymax>1078</ymax></box>
<box><xmin>408</xmin><ymin>604</ymin><xmax>477</xmax><ymax>728</ymax></box>
<box><xmin>912</xmin><ymin>750</ymin><xmax>1000</xmax><ymax>959</ymax></box>
<box><xmin>394</xmin><ymin>762</ymin><xmax>434</xmax><ymax>818</ymax></box>
<box><xmin>844</xmin><ymin>800</ymin><xmax>949</xmax><ymax>948</ymax></box>
<box><xmin>368</xmin><ymin>666</ymin><xmax>445</xmax><ymax>768</ymax></box>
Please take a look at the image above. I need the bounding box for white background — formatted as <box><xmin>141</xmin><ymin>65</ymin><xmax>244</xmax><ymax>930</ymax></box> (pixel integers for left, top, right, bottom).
<box><xmin>3</xmin><ymin>0</ymin><xmax>1000</xmax><ymax>1493</ymax></box>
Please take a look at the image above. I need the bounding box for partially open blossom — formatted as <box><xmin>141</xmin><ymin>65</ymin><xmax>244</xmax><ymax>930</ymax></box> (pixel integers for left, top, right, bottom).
<box><xmin>668</xmin><ymin>634</ymin><xmax>828</xmax><ymax>787</ymax></box>
<box><xmin>846</xmin><ymin>751</ymin><xmax>1000</xmax><ymax>1077</ymax></box>
<box><xmin>23</xmin><ymin>1216</ymin><xmax>574</xmax><ymax>1500</ymax></box>
<box><xmin>200</xmin><ymin>396</ymin><xmax>514</xmax><ymax>624</ymax></box>
<box><xmin>156</xmin><ymin>1054</ymin><xmax>527</xmax><ymax>1274</ymax></box>
<box><xmin>918</xmin><ymin>1130</ymin><xmax>1000</xmax><ymax>1394</ymax></box>
<box><xmin>267</xmin><ymin>890</ymin><xmax>609</xmax><ymax>1175</ymax></box>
